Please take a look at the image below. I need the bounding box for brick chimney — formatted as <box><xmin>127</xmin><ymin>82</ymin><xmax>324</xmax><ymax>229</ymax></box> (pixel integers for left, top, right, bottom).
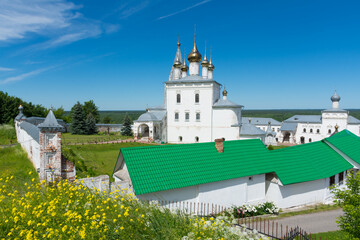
<box><xmin>215</xmin><ymin>138</ymin><xmax>224</xmax><ymax>153</ymax></box>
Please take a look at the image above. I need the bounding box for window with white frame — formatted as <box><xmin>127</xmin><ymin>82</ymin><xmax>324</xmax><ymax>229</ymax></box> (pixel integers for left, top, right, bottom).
<box><xmin>196</xmin><ymin>113</ymin><xmax>200</xmax><ymax>121</ymax></box>
<box><xmin>176</xmin><ymin>94</ymin><xmax>181</xmax><ymax>103</ymax></box>
<box><xmin>195</xmin><ymin>93</ymin><xmax>199</xmax><ymax>103</ymax></box>
<box><xmin>185</xmin><ymin>112</ymin><xmax>189</xmax><ymax>122</ymax></box>
<box><xmin>175</xmin><ymin>112</ymin><xmax>179</xmax><ymax>121</ymax></box>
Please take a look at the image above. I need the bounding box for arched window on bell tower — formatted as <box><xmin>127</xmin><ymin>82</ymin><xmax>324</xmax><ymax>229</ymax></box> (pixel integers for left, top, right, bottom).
<box><xmin>176</xmin><ymin>94</ymin><xmax>181</xmax><ymax>103</ymax></box>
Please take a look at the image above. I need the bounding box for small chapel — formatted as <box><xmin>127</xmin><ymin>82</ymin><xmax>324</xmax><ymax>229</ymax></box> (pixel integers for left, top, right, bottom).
<box><xmin>133</xmin><ymin>34</ymin><xmax>262</xmax><ymax>144</ymax></box>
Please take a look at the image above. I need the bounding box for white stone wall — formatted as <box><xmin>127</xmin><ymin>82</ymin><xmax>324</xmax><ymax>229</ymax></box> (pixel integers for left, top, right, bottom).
<box><xmin>138</xmin><ymin>174</ymin><xmax>266</xmax><ymax>207</ymax></box>
<box><xmin>15</xmin><ymin>121</ymin><xmax>41</xmax><ymax>170</ymax></box>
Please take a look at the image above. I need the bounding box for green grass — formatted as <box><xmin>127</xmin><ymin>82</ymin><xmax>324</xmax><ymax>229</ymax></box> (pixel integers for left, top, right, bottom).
<box><xmin>0</xmin><ymin>124</ymin><xmax>17</xmax><ymax>145</ymax></box>
<box><xmin>62</xmin><ymin>142</ymin><xmax>154</xmax><ymax>179</ymax></box>
<box><xmin>62</xmin><ymin>132</ymin><xmax>132</xmax><ymax>144</ymax></box>
<box><xmin>311</xmin><ymin>231</ymin><xmax>356</xmax><ymax>240</ymax></box>
<box><xmin>278</xmin><ymin>204</ymin><xmax>341</xmax><ymax>218</ymax></box>
<box><xmin>0</xmin><ymin>145</ymin><xmax>38</xmax><ymax>192</ymax></box>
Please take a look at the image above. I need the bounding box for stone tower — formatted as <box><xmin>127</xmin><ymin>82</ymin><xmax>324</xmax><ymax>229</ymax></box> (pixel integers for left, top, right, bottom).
<box><xmin>37</xmin><ymin>110</ymin><xmax>64</xmax><ymax>181</ymax></box>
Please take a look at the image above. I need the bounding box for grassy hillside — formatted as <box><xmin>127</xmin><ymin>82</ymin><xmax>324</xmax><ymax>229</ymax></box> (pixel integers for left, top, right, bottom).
<box><xmin>62</xmin><ymin>142</ymin><xmax>154</xmax><ymax>179</ymax></box>
<box><xmin>0</xmin><ymin>124</ymin><xmax>17</xmax><ymax>145</ymax></box>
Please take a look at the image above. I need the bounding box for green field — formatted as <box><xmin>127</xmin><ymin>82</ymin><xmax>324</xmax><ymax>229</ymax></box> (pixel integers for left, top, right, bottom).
<box><xmin>62</xmin><ymin>142</ymin><xmax>154</xmax><ymax>179</ymax></box>
<box><xmin>311</xmin><ymin>231</ymin><xmax>354</xmax><ymax>240</ymax></box>
<box><xmin>62</xmin><ymin>132</ymin><xmax>132</xmax><ymax>144</ymax></box>
<box><xmin>0</xmin><ymin>145</ymin><xmax>39</xmax><ymax>192</ymax></box>
<box><xmin>0</xmin><ymin>124</ymin><xmax>17</xmax><ymax>145</ymax></box>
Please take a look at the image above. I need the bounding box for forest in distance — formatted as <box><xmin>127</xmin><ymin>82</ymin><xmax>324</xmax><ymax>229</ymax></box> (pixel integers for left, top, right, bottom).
<box><xmin>84</xmin><ymin>109</ymin><xmax>360</xmax><ymax>124</ymax></box>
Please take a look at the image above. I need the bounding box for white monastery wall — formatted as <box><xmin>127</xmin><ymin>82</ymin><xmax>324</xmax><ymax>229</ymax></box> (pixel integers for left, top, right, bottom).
<box><xmin>138</xmin><ymin>174</ymin><xmax>266</xmax><ymax>207</ymax></box>
<box><xmin>16</xmin><ymin>123</ymin><xmax>41</xmax><ymax>169</ymax></box>
<box><xmin>347</xmin><ymin>125</ymin><xmax>360</xmax><ymax>136</ymax></box>
<box><xmin>321</xmin><ymin>112</ymin><xmax>348</xmax><ymax>136</ymax></box>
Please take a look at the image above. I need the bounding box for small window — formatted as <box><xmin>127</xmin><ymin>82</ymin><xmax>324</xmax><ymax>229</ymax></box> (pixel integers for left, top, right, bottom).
<box><xmin>329</xmin><ymin>175</ymin><xmax>335</xmax><ymax>186</ymax></box>
<box><xmin>272</xmin><ymin>128</ymin><xmax>275</xmax><ymax>131</ymax></box>
<box><xmin>185</xmin><ymin>113</ymin><xmax>189</xmax><ymax>121</ymax></box>
<box><xmin>277</xmin><ymin>128</ymin><xmax>280</xmax><ymax>132</ymax></box>
<box><xmin>275</xmin><ymin>138</ymin><xmax>278</xmax><ymax>141</ymax></box>
<box><xmin>309</xmin><ymin>138</ymin><xmax>312</xmax><ymax>143</ymax></box>
<box><xmin>175</xmin><ymin>112</ymin><xmax>179</xmax><ymax>121</ymax></box>
<box><xmin>195</xmin><ymin>93</ymin><xmax>199</xmax><ymax>103</ymax></box>
<box><xmin>196</xmin><ymin>113</ymin><xmax>200</xmax><ymax>121</ymax></box>
<box><xmin>310</xmin><ymin>129</ymin><xmax>313</xmax><ymax>133</ymax></box>
<box><xmin>179</xmin><ymin>136</ymin><xmax>183</xmax><ymax>142</ymax></box>
<box><xmin>248</xmin><ymin>176</ymin><xmax>253</xmax><ymax>181</ymax></box>
<box><xmin>303</xmin><ymin>128</ymin><xmax>306</xmax><ymax>133</ymax></box>
<box><xmin>328</xmin><ymin>129</ymin><xmax>331</xmax><ymax>134</ymax></box>
<box><xmin>176</xmin><ymin>94</ymin><xmax>181</xmax><ymax>103</ymax></box>
<box><xmin>317</xmin><ymin>129</ymin><xmax>320</xmax><ymax>134</ymax></box>
<box><xmin>339</xmin><ymin>172</ymin><xmax>344</xmax><ymax>184</ymax></box>
<box><xmin>195</xmin><ymin>136</ymin><xmax>199</xmax><ymax>142</ymax></box>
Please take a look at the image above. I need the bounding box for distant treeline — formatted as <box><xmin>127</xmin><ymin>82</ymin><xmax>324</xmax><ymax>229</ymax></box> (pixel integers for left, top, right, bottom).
<box><xmin>0</xmin><ymin>91</ymin><xmax>48</xmax><ymax>124</ymax></box>
<box><xmin>66</xmin><ymin>109</ymin><xmax>360</xmax><ymax>124</ymax></box>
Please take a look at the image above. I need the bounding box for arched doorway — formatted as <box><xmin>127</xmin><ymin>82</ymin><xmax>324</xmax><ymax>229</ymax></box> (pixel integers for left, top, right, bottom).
<box><xmin>138</xmin><ymin>124</ymin><xmax>149</xmax><ymax>138</ymax></box>
<box><xmin>300</xmin><ymin>136</ymin><xmax>305</xmax><ymax>144</ymax></box>
<box><xmin>283</xmin><ymin>132</ymin><xmax>290</xmax><ymax>142</ymax></box>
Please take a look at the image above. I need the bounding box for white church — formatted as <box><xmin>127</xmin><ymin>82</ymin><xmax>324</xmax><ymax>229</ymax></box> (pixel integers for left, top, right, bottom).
<box><xmin>133</xmin><ymin>35</ymin><xmax>360</xmax><ymax>145</ymax></box>
<box><xmin>133</xmin><ymin>36</ymin><xmax>269</xmax><ymax>144</ymax></box>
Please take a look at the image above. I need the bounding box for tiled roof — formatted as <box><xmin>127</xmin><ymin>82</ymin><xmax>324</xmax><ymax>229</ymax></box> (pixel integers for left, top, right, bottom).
<box><xmin>325</xmin><ymin>130</ymin><xmax>360</xmax><ymax>165</ymax></box>
<box><xmin>19</xmin><ymin>121</ymin><xmax>40</xmax><ymax>143</ymax></box>
<box><xmin>240</xmin><ymin>123</ymin><xmax>266</xmax><ymax>136</ymax></box>
<box><xmin>348</xmin><ymin>116</ymin><xmax>360</xmax><ymax>124</ymax></box>
<box><xmin>280</xmin><ymin>122</ymin><xmax>298</xmax><ymax>131</ymax></box>
<box><xmin>38</xmin><ymin>110</ymin><xmax>63</xmax><ymax>130</ymax></box>
<box><xmin>284</xmin><ymin>115</ymin><xmax>322</xmax><ymax>123</ymax></box>
<box><xmin>213</xmin><ymin>98</ymin><xmax>243</xmax><ymax>108</ymax></box>
<box><xmin>119</xmin><ymin>139</ymin><xmax>270</xmax><ymax>195</ymax></box>
<box><xmin>269</xmin><ymin>140</ymin><xmax>352</xmax><ymax>185</ymax></box>
<box><xmin>114</xmin><ymin>130</ymin><xmax>358</xmax><ymax>195</ymax></box>
<box><xmin>242</xmin><ymin>117</ymin><xmax>281</xmax><ymax>126</ymax></box>
<box><xmin>135</xmin><ymin>110</ymin><xmax>166</xmax><ymax>122</ymax></box>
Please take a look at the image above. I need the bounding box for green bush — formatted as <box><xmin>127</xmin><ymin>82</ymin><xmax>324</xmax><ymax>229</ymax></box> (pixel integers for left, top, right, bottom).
<box><xmin>230</xmin><ymin>202</ymin><xmax>279</xmax><ymax>218</ymax></box>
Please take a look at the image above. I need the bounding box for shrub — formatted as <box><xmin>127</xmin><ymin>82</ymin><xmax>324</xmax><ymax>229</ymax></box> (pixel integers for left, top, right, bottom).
<box><xmin>230</xmin><ymin>202</ymin><xmax>279</xmax><ymax>218</ymax></box>
<box><xmin>0</xmin><ymin>176</ymin><xmax>269</xmax><ymax>239</ymax></box>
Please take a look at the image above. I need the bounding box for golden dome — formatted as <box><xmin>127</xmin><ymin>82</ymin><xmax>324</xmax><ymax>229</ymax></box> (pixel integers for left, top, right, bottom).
<box><xmin>201</xmin><ymin>55</ymin><xmax>209</xmax><ymax>67</ymax></box>
<box><xmin>222</xmin><ymin>88</ymin><xmax>228</xmax><ymax>96</ymax></box>
<box><xmin>187</xmin><ymin>41</ymin><xmax>202</xmax><ymax>62</ymax></box>
<box><xmin>173</xmin><ymin>58</ymin><xmax>182</xmax><ymax>68</ymax></box>
<box><xmin>208</xmin><ymin>61</ymin><xmax>215</xmax><ymax>71</ymax></box>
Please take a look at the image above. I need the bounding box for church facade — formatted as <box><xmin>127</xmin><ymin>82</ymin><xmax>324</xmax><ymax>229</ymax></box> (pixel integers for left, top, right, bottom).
<box><xmin>133</xmin><ymin>37</ymin><xmax>360</xmax><ymax>145</ymax></box>
<box><xmin>134</xmin><ymin>37</ymin><xmax>249</xmax><ymax>144</ymax></box>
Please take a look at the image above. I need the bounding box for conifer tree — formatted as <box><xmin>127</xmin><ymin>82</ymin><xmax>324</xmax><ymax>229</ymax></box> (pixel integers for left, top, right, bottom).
<box><xmin>71</xmin><ymin>102</ymin><xmax>87</xmax><ymax>134</ymax></box>
<box><xmin>83</xmin><ymin>100</ymin><xmax>100</xmax><ymax>123</ymax></box>
<box><xmin>86</xmin><ymin>113</ymin><xmax>98</xmax><ymax>135</ymax></box>
<box><xmin>121</xmin><ymin>113</ymin><xmax>133</xmax><ymax>136</ymax></box>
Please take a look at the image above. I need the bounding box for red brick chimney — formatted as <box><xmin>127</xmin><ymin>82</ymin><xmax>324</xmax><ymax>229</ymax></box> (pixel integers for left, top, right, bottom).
<box><xmin>215</xmin><ymin>138</ymin><xmax>224</xmax><ymax>153</ymax></box>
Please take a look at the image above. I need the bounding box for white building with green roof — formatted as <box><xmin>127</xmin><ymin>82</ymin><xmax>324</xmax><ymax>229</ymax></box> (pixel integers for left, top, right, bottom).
<box><xmin>113</xmin><ymin>131</ymin><xmax>360</xmax><ymax>209</ymax></box>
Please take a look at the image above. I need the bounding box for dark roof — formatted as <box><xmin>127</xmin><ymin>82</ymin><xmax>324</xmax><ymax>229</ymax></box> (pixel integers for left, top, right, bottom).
<box><xmin>19</xmin><ymin>121</ymin><xmax>40</xmax><ymax>143</ymax></box>
<box><xmin>38</xmin><ymin>110</ymin><xmax>63</xmax><ymax>130</ymax></box>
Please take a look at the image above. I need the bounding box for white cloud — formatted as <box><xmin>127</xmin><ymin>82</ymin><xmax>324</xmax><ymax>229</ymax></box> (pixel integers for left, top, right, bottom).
<box><xmin>0</xmin><ymin>67</ymin><xmax>52</xmax><ymax>84</ymax></box>
<box><xmin>0</xmin><ymin>67</ymin><xmax>15</xmax><ymax>71</ymax></box>
<box><xmin>157</xmin><ymin>0</ymin><xmax>211</xmax><ymax>20</ymax></box>
<box><xmin>0</xmin><ymin>0</ymin><xmax>79</xmax><ymax>41</ymax></box>
<box><xmin>119</xmin><ymin>1</ymin><xmax>149</xmax><ymax>19</ymax></box>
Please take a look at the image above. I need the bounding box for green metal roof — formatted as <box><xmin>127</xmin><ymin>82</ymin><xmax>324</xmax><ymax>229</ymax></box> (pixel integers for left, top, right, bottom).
<box><xmin>116</xmin><ymin>131</ymin><xmax>358</xmax><ymax>195</ymax></box>
<box><xmin>120</xmin><ymin>139</ymin><xmax>271</xmax><ymax>195</ymax></box>
<box><xmin>269</xmin><ymin>140</ymin><xmax>353</xmax><ymax>185</ymax></box>
<box><xmin>325</xmin><ymin>130</ymin><xmax>360</xmax><ymax>165</ymax></box>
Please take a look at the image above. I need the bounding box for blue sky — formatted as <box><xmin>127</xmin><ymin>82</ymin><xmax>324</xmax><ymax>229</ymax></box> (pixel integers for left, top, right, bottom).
<box><xmin>1</xmin><ymin>0</ymin><xmax>360</xmax><ymax>110</ymax></box>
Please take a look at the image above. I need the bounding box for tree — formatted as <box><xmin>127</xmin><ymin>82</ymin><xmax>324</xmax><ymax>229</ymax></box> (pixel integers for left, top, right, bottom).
<box><xmin>103</xmin><ymin>116</ymin><xmax>112</xmax><ymax>124</ymax></box>
<box><xmin>52</xmin><ymin>106</ymin><xmax>65</xmax><ymax>120</ymax></box>
<box><xmin>83</xmin><ymin>100</ymin><xmax>100</xmax><ymax>123</ymax></box>
<box><xmin>71</xmin><ymin>102</ymin><xmax>87</xmax><ymax>135</ymax></box>
<box><xmin>86</xmin><ymin>113</ymin><xmax>98</xmax><ymax>135</ymax></box>
<box><xmin>331</xmin><ymin>171</ymin><xmax>360</xmax><ymax>238</ymax></box>
<box><xmin>121</xmin><ymin>113</ymin><xmax>133</xmax><ymax>136</ymax></box>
